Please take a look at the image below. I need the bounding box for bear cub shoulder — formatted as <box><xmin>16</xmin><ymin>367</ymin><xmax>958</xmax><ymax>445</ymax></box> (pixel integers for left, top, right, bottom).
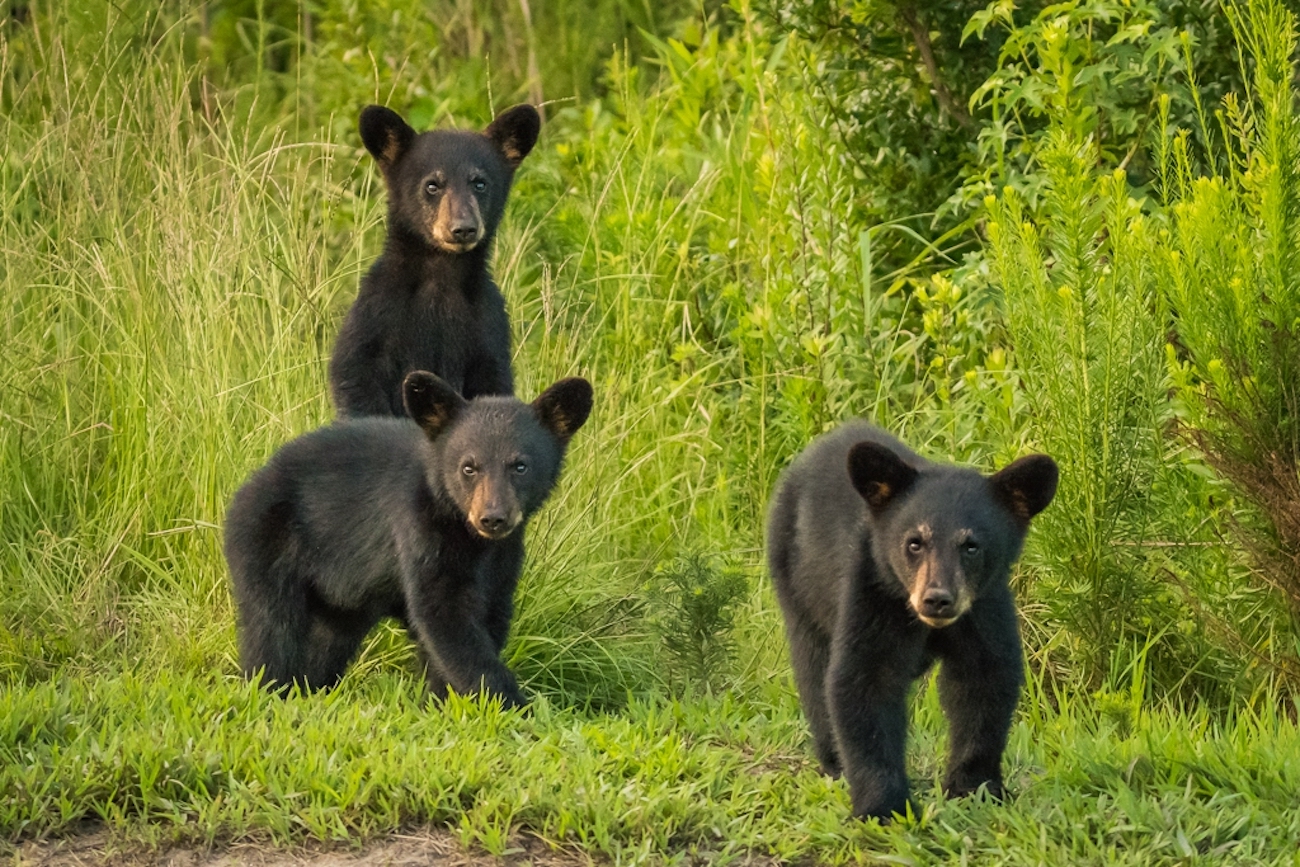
<box><xmin>329</xmin><ymin>104</ymin><xmax>541</xmax><ymax>418</ymax></box>
<box><xmin>225</xmin><ymin>370</ymin><xmax>591</xmax><ymax>707</ymax></box>
<box><xmin>767</xmin><ymin>420</ymin><xmax>1057</xmax><ymax>821</ymax></box>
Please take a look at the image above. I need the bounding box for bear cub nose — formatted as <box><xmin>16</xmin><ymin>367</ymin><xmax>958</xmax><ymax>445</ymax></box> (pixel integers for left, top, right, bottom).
<box><xmin>477</xmin><ymin>513</ymin><xmax>510</xmax><ymax>535</ymax></box>
<box><xmin>920</xmin><ymin>588</ymin><xmax>955</xmax><ymax>619</ymax></box>
<box><xmin>451</xmin><ymin>223</ymin><xmax>479</xmax><ymax>244</ymax></box>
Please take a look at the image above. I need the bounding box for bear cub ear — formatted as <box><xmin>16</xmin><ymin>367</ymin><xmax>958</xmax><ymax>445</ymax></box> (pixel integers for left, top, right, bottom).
<box><xmin>360</xmin><ymin>105</ymin><xmax>417</xmax><ymax>169</ymax></box>
<box><xmin>403</xmin><ymin>371</ymin><xmax>468</xmax><ymax>439</ymax></box>
<box><xmin>484</xmin><ymin>104</ymin><xmax>541</xmax><ymax>168</ymax></box>
<box><xmin>532</xmin><ymin>377</ymin><xmax>593</xmax><ymax>442</ymax></box>
<box><xmin>848</xmin><ymin>441</ymin><xmax>919</xmax><ymax>514</ymax></box>
<box><xmin>989</xmin><ymin>454</ymin><xmax>1059</xmax><ymax>522</ymax></box>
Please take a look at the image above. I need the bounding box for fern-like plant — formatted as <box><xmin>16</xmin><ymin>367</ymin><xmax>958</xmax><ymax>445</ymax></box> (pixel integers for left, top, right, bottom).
<box><xmin>646</xmin><ymin>554</ymin><xmax>749</xmax><ymax>694</ymax></box>
<box><xmin>986</xmin><ymin>135</ymin><xmax>1169</xmax><ymax>685</ymax></box>
<box><xmin>1158</xmin><ymin>0</ymin><xmax>1300</xmax><ymax>657</ymax></box>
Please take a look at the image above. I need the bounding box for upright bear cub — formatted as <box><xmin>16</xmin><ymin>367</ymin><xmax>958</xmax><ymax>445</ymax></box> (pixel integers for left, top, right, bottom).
<box><xmin>225</xmin><ymin>371</ymin><xmax>591</xmax><ymax>707</ymax></box>
<box><xmin>329</xmin><ymin>103</ymin><xmax>541</xmax><ymax>417</ymax></box>
<box><xmin>767</xmin><ymin>421</ymin><xmax>1057</xmax><ymax>821</ymax></box>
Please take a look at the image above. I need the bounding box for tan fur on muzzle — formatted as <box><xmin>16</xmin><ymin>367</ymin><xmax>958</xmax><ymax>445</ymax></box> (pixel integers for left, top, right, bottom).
<box><xmin>429</xmin><ymin>194</ymin><xmax>483</xmax><ymax>252</ymax></box>
<box><xmin>467</xmin><ymin>482</ymin><xmax>521</xmax><ymax>540</ymax></box>
<box><xmin>908</xmin><ymin>558</ymin><xmax>973</xmax><ymax>629</ymax></box>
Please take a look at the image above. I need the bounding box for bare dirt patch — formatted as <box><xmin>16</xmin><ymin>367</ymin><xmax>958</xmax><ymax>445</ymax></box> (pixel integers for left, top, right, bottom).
<box><xmin>11</xmin><ymin>828</ymin><xmax>601</xmax><ymax>867</ymax></box>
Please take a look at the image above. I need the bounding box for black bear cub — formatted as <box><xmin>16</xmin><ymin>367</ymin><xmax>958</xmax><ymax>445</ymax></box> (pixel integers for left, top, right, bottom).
<box><xmin>225</xmin><ymin>371</ymin><xmax>591</xmax><ymax>707</ymax></box>
<box><xmin>330</xmin><ymin>103</ymin><xmax>541</xmax><ymax>417</ymax></box>
<box><xmin>766</xmin><ymin>421</ymin><xmax>1057</xmax><ymax>821</ymax></box>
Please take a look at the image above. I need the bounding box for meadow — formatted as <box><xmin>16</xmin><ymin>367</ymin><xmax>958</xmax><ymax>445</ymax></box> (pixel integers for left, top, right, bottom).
<box><xmin>2</xmin><ymin>0</ymin><xmax>1299</xmax><ymax>864</ymax></box>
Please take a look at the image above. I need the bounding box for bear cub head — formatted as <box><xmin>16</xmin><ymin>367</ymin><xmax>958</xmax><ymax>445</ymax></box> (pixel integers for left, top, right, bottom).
<box><xmin>402</xmin><ymin>371</ymin><xmax>591</xmax><ymax>540</ymax></box>
<box><xmin>848</xmin><ymin>442</ymin><xmax>1058</xmax><ymax>628</ymax></box>
<box><xmin>360</xmin><ymin>104</ymin><xmax>541</xmax><ymax>255</ymax></box>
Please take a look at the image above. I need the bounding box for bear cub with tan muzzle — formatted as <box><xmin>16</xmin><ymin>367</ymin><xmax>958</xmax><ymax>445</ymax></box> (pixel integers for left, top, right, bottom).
<box><xmin>329</xmin><ymin>104</ymin><xmax>540</xmax><ymax>418</ymax></box>
<box><xmin>225</xmin><ymin>371</ymin><xmax>591</xmax><ymax>708</ymax></box>
<box><xmin>767</xmin><ymin>420</ymin><xmax>1058</xmax><ymax>821</ymax></box>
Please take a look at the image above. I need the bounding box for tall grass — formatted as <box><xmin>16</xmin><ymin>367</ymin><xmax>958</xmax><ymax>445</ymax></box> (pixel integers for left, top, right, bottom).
<box><xmin>2</xmin><ymin>0</ymin><xmax>1291</xmax><ymax>716</ymax></box>
<box><xmin>4</xmin><ymin>0</ymin><xmax>965</xmax><ymax>700</ymax></box>
<box><xmin>1</xmin><ymin>5</ymin><xmax>364</xmax><ymax>685</ymax></box>
<box><xmin>0</xmin><ymin>1</ymin><xmax>676</xmax><ymax>706</ymax></box>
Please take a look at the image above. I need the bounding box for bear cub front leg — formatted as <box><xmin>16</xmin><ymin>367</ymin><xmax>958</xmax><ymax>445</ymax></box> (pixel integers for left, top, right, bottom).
<box><xmin>826</xmin><ymin>631</ymin><xmax>924</xmax><ymax>820</ymax></box>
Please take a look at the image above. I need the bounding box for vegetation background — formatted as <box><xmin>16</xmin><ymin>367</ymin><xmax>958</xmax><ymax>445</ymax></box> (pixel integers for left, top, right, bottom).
<box><xmin>2</xmin><ymin>0</ymin><xmax>1299</xmax><ymax>863</ymax></box>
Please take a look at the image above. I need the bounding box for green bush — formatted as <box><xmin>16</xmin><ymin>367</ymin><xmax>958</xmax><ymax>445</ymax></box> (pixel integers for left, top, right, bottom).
<box><xmin>986</xmin><ymin>136</ymin><xmax>1171</xmax><ymax>689</ymax></box>
<box><xmin>980</xmin><ymin>0</ymin><xmax>1300</xmax><ymax>699</ymax></box>
<box><xmin>1156</xmin><ymin>0</ymin><xmax>1300</xmax><ymax>686</ymax></box>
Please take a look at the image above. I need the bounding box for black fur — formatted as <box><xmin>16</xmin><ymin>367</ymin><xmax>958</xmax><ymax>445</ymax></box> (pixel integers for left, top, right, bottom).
<box><xmin>225</xmin><ymin>372</ymin><xmax>591</xmax><ymax>707</ymax></box>
<box><xmin>329</xmin><ymin>104</ymin><xmax>541</xmax><ymax>417</ymax></box>
<box><xmin>766</xmin><ymin>420</ymin><xmax>1057</xmax><ymax>821</ymax></box>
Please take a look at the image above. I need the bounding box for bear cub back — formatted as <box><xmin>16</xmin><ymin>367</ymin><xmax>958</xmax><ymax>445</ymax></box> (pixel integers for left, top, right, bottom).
<box><xmin>767</xmin><ymin>420</ymin><xmax>1057</xmax><ymax>821</ymax></box>
<box><xmin>329</xmin><ymin>104</ymin><xmax>541</xmax><ymax>418</ymax></box>
<box><xmin>225</xmin><ymin>371</ymin><xmax>591</xmax><ymax>707</ymax></box>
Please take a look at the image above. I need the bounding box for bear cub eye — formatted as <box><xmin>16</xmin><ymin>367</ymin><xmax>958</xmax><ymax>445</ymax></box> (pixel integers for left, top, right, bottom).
<box><xmin>511</xmin><ymin>460</ymin><xmax>528</xmax><ymax>475</ymax></box>
<box><xmin>905</xmin><ymin>537</ymin><xmax>924</xmax><ymax>555</ymax></box>
<box><xmin>461</xmin><ymin>462</ymin><xmax>477</xmax><ymax>477</ymax></box>
<box><xmin>425</xmin><ymin>180</ymin><xmax>441</xmax><ymax>196</ymax></box>
<box><xmin>962</xmin><ymin>540</ymin><xmax>980</xmax><ymax>555</ymax></box>
<box><xmin>472</xmin><ymin>177</ymin><xmax>487</xmax><ymax>192</ymax></box>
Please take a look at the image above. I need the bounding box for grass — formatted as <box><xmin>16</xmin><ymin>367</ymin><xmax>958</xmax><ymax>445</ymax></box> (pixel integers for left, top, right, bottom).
<box><xmin>2</xmin><ymin>1</ymin><xmax>1299</xmax><ymax>864</ymax></box>
<box><xmin>3</xmin><ymin>672</ymin><xmax>1298</xmax><ymax>865</ymax></box>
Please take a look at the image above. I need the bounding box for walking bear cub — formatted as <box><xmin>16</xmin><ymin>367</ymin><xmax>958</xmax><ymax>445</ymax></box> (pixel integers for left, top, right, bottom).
<box><xmin>330</xmin><ymin>103</ymin><xmax>541</xmax><ymax>417</ymax></box>
<box><xmin>225</xmin><ymin>371</ymin><xmax>592</xmax><ymax>707</ymax></box>
<box><xmin>767</xmin><ymin>421</ymin><xmax>1057</xmax><ymax>821</ymax></box>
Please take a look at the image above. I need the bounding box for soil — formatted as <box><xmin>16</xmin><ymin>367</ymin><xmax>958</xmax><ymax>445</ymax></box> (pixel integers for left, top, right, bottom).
<box><xmin>10</xmin><ymin>828</ymin><xmax>602</xmax><ymax>867</ymax></box>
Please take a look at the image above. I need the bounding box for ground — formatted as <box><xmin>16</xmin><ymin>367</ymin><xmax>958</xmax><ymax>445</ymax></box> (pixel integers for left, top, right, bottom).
<box><xmin>11</xmin><ymin>829</ymin><xmax>609</xmax><ymax>867</ymax></box>
<box><xmin>13</xmin><ymin>829</ymin><xmax>793</xmax><ymax>867</ymax></box>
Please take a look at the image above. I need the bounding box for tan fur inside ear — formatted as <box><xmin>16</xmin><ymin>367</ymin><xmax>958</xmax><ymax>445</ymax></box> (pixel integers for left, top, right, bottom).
<box><xmin>1005</xmin><ymin>489</ymin><xmax>1033</xmax><ymax>520</ymax></box>
<box><xmin>403</xmin><ymin>372</ymin><xmax>465</xmax><ymax>438</ymax></box>
<box><xmin>380</xmin><ymin>130</ymin><xmax>404</xmax><ymax>166</ymax></box>
<box><xmin>547</xmin><ymin>408</ymin><xmax>574</xmax><ymax>437</ymax></box>
<box><xmin>500</xmin><ymin>141</ymin><xmax>526</xmax><ymax>165</ymax></box>
<box><xmin>532</xmin><ymin>378</ymin><xmax>592</xmax><ymax>441</ymax></box>
<box><xmin>868</xmin><ymin>482</ymin><xmax>892</xmax><ymax>506</ymax></box>
<box><xmin>417</xmin><ymin>402</ymin><xmax>455</xmax><ymax>436</ymax></box>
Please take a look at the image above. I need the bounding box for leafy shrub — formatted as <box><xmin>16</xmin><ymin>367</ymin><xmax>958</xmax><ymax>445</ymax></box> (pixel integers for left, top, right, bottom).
<box><xmin>755</xmin><ymin>0</ymin><xmax>998</xmax><ymax>272</ymax></box>
<box><xmin>761</xmin><ymin>0</ymin><xmax>1274</xmax><ymax>272</ymax></box>
<box><xmin>1157</xmin><ymin>0</ymin><xmax>1300</xmax><ymax>685</ymax></box>
<box><xmin>980</xmin><ymin>0</ymin><xmax>1300</xmax><ymax>700</ymax></box>
<box><xmin>966</xmin><ymin>0</ymin><xmax>1189</xmax><ymax>197</ymax></box>
<box><xmin>986</xmin><ymin>135</ymin><xmax>1170</xmax><ymax>687</ymax></box>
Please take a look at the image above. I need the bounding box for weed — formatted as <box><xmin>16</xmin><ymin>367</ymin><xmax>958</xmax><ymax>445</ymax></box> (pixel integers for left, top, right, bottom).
<box><xmin>646</xmin><ymin>554</ymin><xmax>749</xmax><ymax>694</ymax></box>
